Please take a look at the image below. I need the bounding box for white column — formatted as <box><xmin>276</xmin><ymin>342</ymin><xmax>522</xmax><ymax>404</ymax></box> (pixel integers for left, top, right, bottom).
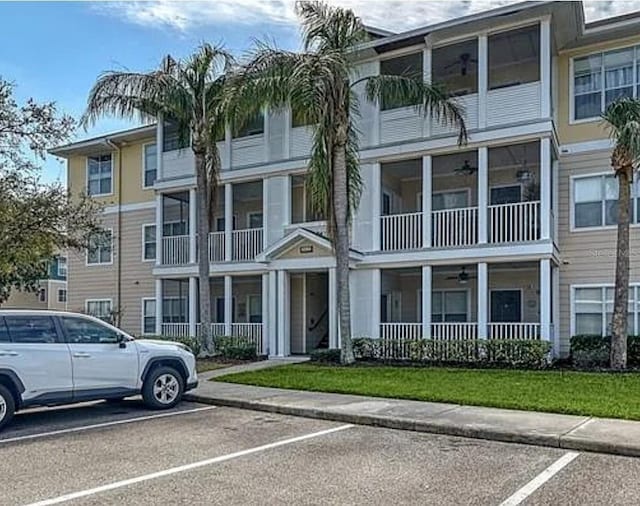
<box><xmin>262</xmin><ymin>179</ymin><xmax>269</xmax><ymax>249</ymax></box>
<box><xmin>422</xmin><ymin>47</ymin><xmax>432</xmax><ymax>138</ymax></box>
<box><xmin>261</xmin><ymin>273</ymin><xmax>269</xmax><ymax>355</ymax></box>
<box><xmin>372</xmin><ymin>268</ymin><xmax>381</xmax><ymax>338</ymax></box>
<box><xmin>188</xmin><ymin>188</ymin><xmax>197</xmax><ymax>264</ymax></box>
<box><xmin>263</xmin><ymin>107</ymin><xmax>270</xmax><ymax>161</ymax></box>
<box><xmin>371</xmin><ymin>162</ymin><xmax>381</xmax><ymax>251</ymax></box>
<box><xmin>371</xmin><ymin>60</ymin><xmax>381</xmax><ymax>146</ymax></box>
<box><xmin>477</xmin><ymin>262</ymin><xmax>488</xmax><ymax>339</ymax></box>
<box><xmin>188</xmin><ymin>277</ymin><xmax>197</xmax><ymax>337</ymax></box>
<box><xmin>477</xmin><ymin>147</ymin><xmax>488</xmax><ymax>244</ymax></box>
<box><xmin>540</xmin><ymin>138</ymin><xmax>551</xmax><ymax>240</ymax></box>
<box><xmin>552</xmin><ymin>158</ymin><xmax>559</xmax><ymax>241</ymax></box>
<box><xmin>155</xmin><ymin>279</ymin><xmax>162</xmax><ymax>335</ymax></box>
<box><xmin>422</xmin><ymin>155</ymin><xmax>432</xmax><ymax>248</ymax></box>
<box><xmin>224</xmin><ymin>183</ymin><xmax>233</xmax><ymax>262</ymax></box>
<box><xmin>478</xmin><ymin>34</ymin><xmax>488</xmax><ymax>129</ymax></box>
<box><xmin>284</xmin><ymin>108</ymin><xmax>292</xmax><ymax>158</ymax></box>
<box><xmin>422</xmin><ymin>265</ymin><xmax>432</xmax><ymax>338</ymax></box>
<box><xmin>224</xmin><ymin>124</ymin><xmax>232</xmax><ymax>170</ymax></box>
<box><xmin>268</xmin><ymin>270</ymin><xmax>277</xmax><ymax>357</ymax></box>
<box><xmin>540</xmin><ymin>258</ymin><xmax>551</xmax><ymax>342</ymax></box>
<box><xmin>276</xmin><ymin>270</ymin><xmax>289</xmax><ymax>356</ymax></box>
<box><xmin>552</xmin><ymin>263</ymin><xmax>560</xmax><ymax>358</ymax></box>
<box><xmin>156</xmin><ymin>114</ymin><xmax>163</xmax><ymax>180</ymax></box>
<box><xmin>329</xmin><ymin>267</ymin><xmax>338</xmax><ymax>348</ymax></box>
<box><xmin>540</xmin><ymin>18</ymin><xmax>552</xmax><ymax>118</ymax></box>
<box><xmin>155</xmin><ymin>193</ymin><xmax>163</xmax><ymax>266</ymax></box>
<box><xmin>224</xmin><ymin>275</ymin><xmax>232</xmax><ymax>335</ymax></box>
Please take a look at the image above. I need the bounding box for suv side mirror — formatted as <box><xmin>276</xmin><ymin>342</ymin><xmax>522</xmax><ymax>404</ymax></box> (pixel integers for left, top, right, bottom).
<box><xmin>117</xmin><ymin>333</ymin><xmax>128</xmax><ymax>348</ymax></box>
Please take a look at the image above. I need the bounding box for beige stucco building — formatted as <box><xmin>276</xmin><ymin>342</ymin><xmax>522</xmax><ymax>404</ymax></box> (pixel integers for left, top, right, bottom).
<box><xmin>51</xmin><ymin>2</ymin><xmax>640</xmax><ymax>357</ymax></box>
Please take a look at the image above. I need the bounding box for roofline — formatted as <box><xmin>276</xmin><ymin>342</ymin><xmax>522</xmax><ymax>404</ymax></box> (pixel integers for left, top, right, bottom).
<box><xmin>49</xmin><ymin>124</ymin><xmax>156</xmax><ymax>157</ymax></box>
<box><xmin>584</xmin><ymin>10</ymin><xmax>640</xmax><ymax>33</ymax></box>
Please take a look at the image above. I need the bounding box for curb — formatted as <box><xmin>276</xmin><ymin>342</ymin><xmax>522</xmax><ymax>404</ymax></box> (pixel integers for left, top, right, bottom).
<box><xmin>185</xmin><ymin>393</ymin><xmax>640</xmax><ymax>458</ymax></box>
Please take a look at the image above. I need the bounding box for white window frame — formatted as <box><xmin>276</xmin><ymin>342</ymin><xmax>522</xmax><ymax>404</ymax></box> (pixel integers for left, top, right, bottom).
<box><xmin>488</xmin><ymin>183</ymin><xmax>523</xmax><ymax>205</ymax></box>
<box><xmin>142</xmin><ymin>142</ymin><xmax>158</xmax><ymax>190</ymax></box>
<box><xmin>141</xmin><ymin>223</ymin><xmax>156</xmax><ymax>262</ymax></box>
<box><xmin>431</xmin><ymin>288</ymin><xmax>470</xmax><ymax>323</ymax></box>
<box><xmin>86</xmin><ymin>154</ymin><xmax>113</xmax><ymax>197</ymax></box>
<box><xmin>85</xmin><ymin>299</ymin><xmax>113</xmax><ymax>321</ymax></box>
<box><xmin>57</xmin><ymin>288</ymin><xmax>67</xmax><ymax>304</ymax></box>
<box><xmin>247</xmin><ymin>212</ymin><xmax>264</xmax><ymax>229</ymax></box>
<box><xmin>246</xmin><ymin>294</ymin><xmax>262</xmax><ymax>323</ymax></box>
<box><xmin>57</xmin><ymin>256</ymin><xmax>67</xmax><ymax>278</ymax></box>
<box><xmin>432</xmin><ymin>188</ymin><xmax>472</xmax><ymax>210</ymax></box>
<box><xmin>162</xmin><ymin>296</ymin><xmax>188</xmax><ymax>324</ymax></box>
<box><xmin>141</xmin><ymin>297</ymin><xmax>156</xmax><ymax>335</ymax></box>
<box><xmin>570</xmin><ymin>284</ymin><xmax>639</xmax><ymax>337</ymax></box>
<box><xmin>86</xmin><ymin>229</ymin><xmax>114</xmax><ymax>266</ymax></box>
<box><xmin>38</xmin><ymin>287</ymin><xmax>47</xmax><ymax>303</ymax></box>
<box><xmin>489</xmin><ymin>288</ymin><xmax>524</xmax><ymax>323</ymax></box>
<box><xmin>570</xmin><ymin>44</ymin><xmax>640</xmax><ymax>124</ymax></box>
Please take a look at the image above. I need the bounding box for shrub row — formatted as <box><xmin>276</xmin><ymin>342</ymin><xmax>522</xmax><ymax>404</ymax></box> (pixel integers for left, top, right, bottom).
<box><xmin>351</xmin><ymin>337</ymin><xmax>552</xmax><ymax>368</ymax></box>
<box><xmin>142</xmin><ymin>334</ymin><xmax>257</xmax><ymax>360</ymax></box>
<box><xmin>570</xmin><ymin>335</ymin><xmax>640</xmax><ymax>368</ymax></box>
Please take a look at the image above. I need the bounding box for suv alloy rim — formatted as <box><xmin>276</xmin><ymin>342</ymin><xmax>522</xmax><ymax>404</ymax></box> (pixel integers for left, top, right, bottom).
<box><xmin>0</xmin><ymin>395</ymin><xmax>5</xmax><ymax>422</ymax></box>
<box><xmin>153</xmin><ymin>374</ymin><xmax>179</xmax><ymax>404</ymax></box>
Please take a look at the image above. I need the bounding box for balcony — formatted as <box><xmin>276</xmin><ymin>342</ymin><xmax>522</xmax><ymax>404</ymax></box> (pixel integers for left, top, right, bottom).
<box><xmin>380</xmin><ymin>212</ymin><xmax>422</xmax><ymax>251</ymax></box>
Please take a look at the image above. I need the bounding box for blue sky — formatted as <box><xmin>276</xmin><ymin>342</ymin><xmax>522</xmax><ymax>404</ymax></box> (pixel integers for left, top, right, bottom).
<box><xmin>1</xmin><ymin>0</ymin><xmax>639</xmax><ymax>183</ymax></box>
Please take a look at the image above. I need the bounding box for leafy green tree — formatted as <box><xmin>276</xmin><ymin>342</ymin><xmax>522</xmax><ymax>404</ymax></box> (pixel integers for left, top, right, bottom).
<box><xmin>0</xmin><ymin>78</ymin><xmax>101</xmax><ymax>304</ymax></box>
<box><xmin>602</xmin><ymin>97</ymin><xmax>640</xmax><ymax>369</ymax></box>
<box><xmin>82</xmin><ymin>44</ymin><xmax>236</xmax><ymax>354</ymax></box>
<box><xmin>228</xmin><ymin>1</ymin><xmax>467</xmax><ymax>363</ymax></box>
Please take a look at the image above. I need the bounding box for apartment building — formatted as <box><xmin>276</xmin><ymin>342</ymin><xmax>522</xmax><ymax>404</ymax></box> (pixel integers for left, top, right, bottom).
<box><xmin>51</xmin><ymin>1</ymin><xmax>640</xmax><ymax>358</ymax></box>
<box><xmin>2</xmin><ymin>255</ymin><xmax>68</xmax><ymax>311</ymax></box>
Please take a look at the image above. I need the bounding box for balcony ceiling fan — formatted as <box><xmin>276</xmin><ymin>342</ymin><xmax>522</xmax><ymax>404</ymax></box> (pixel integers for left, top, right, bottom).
<box><xmin>446</xmin><ymin>266</ymin><xmax>477</xmax><ymax>285</ymax></box>
<box><xmin>454</xmin><ymin>159</ymin><xmax>477</xmax><ymax>176</ymax></box>
<box><xmin>444</xmin><ymin>52</ymin><xmax>478</xmax><ymax>76</ymax></box>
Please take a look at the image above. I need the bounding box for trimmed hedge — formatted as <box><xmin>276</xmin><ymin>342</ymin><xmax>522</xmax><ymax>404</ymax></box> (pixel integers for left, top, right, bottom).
<box><xmin>309</xmin><ymin>349</ymin><xmax>342</xmax><ymax>364</ymax></box>
<box><xmin>142</xmin><ymin>334</ymin><xmax>256</xmax><ymax>360</ymax></box>
<box><xmin>140</xmin><ymin>334</ymin><xmax>202</xmax><ymax>357</ymax></box>
<box><xmin>570</xmin><ymin>335</ymin><xmax>640</xmax><ymax>368</ymax></box>
<box><xmin>352</xmin><ymin>337</ymin><xmax>552</xmax><ymax>368</ymax></box>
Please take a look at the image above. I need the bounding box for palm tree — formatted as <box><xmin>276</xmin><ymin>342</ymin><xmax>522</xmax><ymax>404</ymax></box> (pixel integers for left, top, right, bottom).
<box><xmin>82</xmin><ymin>44</ymin><xmax>235</xmax><ymax>355</ymax></box>
<box><xmin>602</xmin><ymin>97</ymin><xmax>640</xmax><ymax>370</ymax></box>
<box><xmin>229</xmin><ymin>1</ymin><xmax>467</xmax><ymax>363</ymax></box>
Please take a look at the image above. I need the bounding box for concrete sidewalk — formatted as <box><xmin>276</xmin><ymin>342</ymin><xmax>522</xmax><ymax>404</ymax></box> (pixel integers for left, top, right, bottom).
<box><xmin>186</xmin><ymin>377</ymin><xmax>640</xmax><ymax>458</ymax></box>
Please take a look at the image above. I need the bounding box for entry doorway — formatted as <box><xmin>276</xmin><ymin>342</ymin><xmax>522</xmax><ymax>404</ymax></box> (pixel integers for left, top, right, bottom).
<box><xmin>289</xmin><ymin>271</ymin><xmax>329</xmax><ymax>354</ymax></box>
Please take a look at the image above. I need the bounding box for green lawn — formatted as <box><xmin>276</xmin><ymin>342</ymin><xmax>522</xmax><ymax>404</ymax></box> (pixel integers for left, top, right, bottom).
<box><xmin>214</xmin><ymin>363</ymin><xmax>640</xmax><ymax>420</ymax></box>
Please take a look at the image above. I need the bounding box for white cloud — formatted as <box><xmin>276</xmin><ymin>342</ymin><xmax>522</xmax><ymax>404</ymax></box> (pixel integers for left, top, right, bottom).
<box><xmin>97</xmin><ymin>0</ymin><xmax>640</xmax><ymax>33</ymax></box>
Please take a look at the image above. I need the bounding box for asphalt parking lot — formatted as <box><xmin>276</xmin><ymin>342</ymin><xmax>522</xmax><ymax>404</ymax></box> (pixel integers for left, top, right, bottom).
<box><xmin>2</xmin><ymin>401</ymin><xmax>640</xmax><ymax>506</ymax></box>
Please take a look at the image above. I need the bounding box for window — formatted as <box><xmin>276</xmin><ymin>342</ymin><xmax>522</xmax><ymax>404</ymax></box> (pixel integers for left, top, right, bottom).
<box><xmin>574</xmin><ymin>286</ymin><xmax>636</xmax><ymax>336</ymax></box>
<box><xmin>163</xmin><ymin>120</ymin><xmax>190</xmax><ymax>152</ymax></box>
<box><xmin>247</xmin><ymin>295</ymin><xmax>262</xmax><ymax>323</ymax></box>
<box><xmin>163</xmin><ymin>221</ymin><xmax>187</xmax><ymax>237</ymax></box>
<box><xmin>573</xmin><ymin>175</ymin><xmax>620</xmax><ymax>228</ymax></box>
<box><xmin>248</xmin><ymin>212</ymin><xmax>263</xmax><ymax>229</ymax></box>
<box><xmin>379</xmin><ymin>52</ymin><xmax>423</xmax><ymax>110</ymax></box>
<box><xmin>432</xmin><ymin>190</ymin><xmax>469</xmax><ymax>211</ymax></box>
<box><xmin>86</xmin><ymin>300</ymin><xmax>113</xmax><ymax>323</ymax></box>
<box><xmin>490</xmin><ymin>290</ymin><xmax>522</xmax><ymax>323</ymax></box>
<box><xmin>489</xmin><ymin>24</ymin><xmax>540</xmax><ymax>90</ymax></box>
<box><xmin>490</xmin><ymin>185</ymin><xmax>522</xmax><ymax>205</ymax></box>
<box><xmin>61</xmin><ymin>316</ymin><xmax>119</xmax><ymax>344</ymax></box>
<box><xmin>4</xmin><ymin>316</ymin><xmax>58</xmax><ymax>343</ymax></box>
<box><xmin>87</xmin><ymin>230</ymin><xmax>113</xmax><ymax>265</ymax></box>
<box><xmin>142</xmin><ymin>298</ymin><xmax>156</xmax><ymax>334</ymax></box>
<box><xmin>0</xmin><ymin>318</ymin><xmax>9</xmax><ymax>342</ymax></box>
<box><xmin>57</xmin><ymin>289</ymin><xmax>67</xmax><ymax>303</ymax></box>
<box><xmin>142</xmin><ymin>225</ymin><xmax>156</xmax><ymax>261</ymax></box>
<box><xmin>162</xmin><ymin>297</ymin><xmax>187</xmax><ymax>324</ymax></box>
<box><xmin>57</xmin><ymin>256</ymin><xmax>67</xmax><ymax>278</ymax></box>
<box><xmin>432</xmin><ymin>290</ymin><xmax>468</xmax><ymax>322</ymax></box>
<box><xmin>143</xmin><ymin>143</ymin><xmax>157</xmax><ymax>188</ymax></box>
<box><xmin>215</xmin><ymin>216</ymin><xmax>237</xmax><ymax>232</ymax></box>
<box><xmin>233</xmin><ymin>112</ymin><xmax>264</xmax><ymax>138</ymax></box>
<box><xmin>87</xmin><ymin>154</ymin><xmax>112</xmax><ymax>196</ymax></box>
<box><xmin>38</xmin><ymin>288</ymin><xmax>47</xmax><ymax>303</ymax></box>
<box><xmin>573</xmin><ymin>46</ymin><xmax>640</xmax><ymax>120</ymax></box>
<box><xmin>432</xmin><ymin>39</ymin><xmax>478</xmax><ymax>96</ymax></box>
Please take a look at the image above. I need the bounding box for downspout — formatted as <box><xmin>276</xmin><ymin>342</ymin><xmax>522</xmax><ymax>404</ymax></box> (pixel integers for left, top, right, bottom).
<box><xmin>106</xmin><ymin>139</ymin><xmax>123</xmax><ymax>327</ymax></box>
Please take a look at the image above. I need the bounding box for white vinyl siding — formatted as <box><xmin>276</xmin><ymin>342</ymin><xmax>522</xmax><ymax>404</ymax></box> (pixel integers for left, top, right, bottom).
<box><xmin>87</xmin><ymin>154</ymin><xmax>112</xmax><ymax>196</ymax></box>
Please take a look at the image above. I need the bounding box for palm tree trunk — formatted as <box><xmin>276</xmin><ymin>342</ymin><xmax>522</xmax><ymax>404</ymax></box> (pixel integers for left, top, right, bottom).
<box><xmin>332</xmin><ymin>144</ymin><xmax>355</xmax><ymax>365</ymax></box>
<box><xmin>195</xmin><ymin>151</ymin><xmax>214</xmax><ymax>356</ymax></box>
<box><xmin>611</xmin><ymin>165</ymin><xmax>631</xmax><ymax>370</ymax></box>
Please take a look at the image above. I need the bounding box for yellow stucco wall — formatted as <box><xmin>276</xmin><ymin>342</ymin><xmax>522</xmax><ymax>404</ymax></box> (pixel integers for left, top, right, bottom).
<box><xmin>67</xmin><ymin>138</ymin><xmax>156</xmax><ymax>206</ymax></box>
<box><xmin>557</xmin><ymin>35</ymin><xmax>640</xmax><ymax>145</ymax></box>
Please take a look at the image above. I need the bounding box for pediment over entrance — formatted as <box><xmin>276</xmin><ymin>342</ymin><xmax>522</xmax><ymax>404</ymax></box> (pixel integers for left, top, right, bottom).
<box><xmin>256</xmin><ymin>228</ymin><xmax>363</xmax><ymax>263</ymax></box>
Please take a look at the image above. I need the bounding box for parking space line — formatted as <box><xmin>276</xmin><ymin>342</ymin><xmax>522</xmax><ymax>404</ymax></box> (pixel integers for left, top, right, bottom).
<box><xmin>24</xmin><ymin>423</ymin><xmax>353</xmax><ymax>506</ymax></box>
<box><xmin>498</xmin><ymin>451</ymin><xmax>580</xmax><ymax>506</ymax></box>
<box><xmin>1</xmin><ymin>406</ymin><xmax>217</xmax><ymax>445</ymax></box>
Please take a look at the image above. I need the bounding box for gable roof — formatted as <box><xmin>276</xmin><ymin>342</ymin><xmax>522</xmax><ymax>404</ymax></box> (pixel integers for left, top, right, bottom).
<box><xmin>256</xmin><ymin>228</ymin><xmax>363</xmax><ymax>263</ymax></box>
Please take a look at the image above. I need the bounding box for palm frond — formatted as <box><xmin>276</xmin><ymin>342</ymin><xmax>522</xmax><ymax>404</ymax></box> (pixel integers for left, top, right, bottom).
<box><xmin>296</xmin><ymin>1</ymin><xmax>367</xmax><ymax>54</ymax></box>
<box><xmin>602</xmin><ymin>97</ymin><xmax>640</xmax><ymax>167</ymax></box>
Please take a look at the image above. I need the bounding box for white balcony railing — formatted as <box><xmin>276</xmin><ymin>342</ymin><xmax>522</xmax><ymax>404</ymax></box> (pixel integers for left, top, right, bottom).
<box><xmin>208</xmin><ymin>232</ymin><xmax>225</xmax><ymax>263</ymax></box>
<box><xmin>488</xmin><ymin>201</ymin><xmax>540</xmax><ymax>244</ymax></box>
<box><xmin>160</xmin><ymin>323</ymin><xmax>190</xmax><ymax>337</ymax></box>
<box><xmin>432</xmin><ymin>207</ymin><xmax>478</xmax><ymax>248</ymax></box>
<box><xmin>232</xmin><ymin>228</ymin><xmax>263</xmax><ymax>261</ymax></box>
<box><xmin>162</xmin><ymin>235</ymin><xmax>190</xmax><ymax>265</ymax></box>
<box><xmin>231</xmin><ymin>323</ymin><xmax>264</xmax><ymax>355</ymax></box>
<box><xmin>379</xmin><ymin>323</ymin><xmax>422</xmax><ymax>340</ymax></box>
<box><xmin>196</xmin><ymin>323</ymin><xmax>226</xmax><ymax>337</ymax></box>
<box><xmin>488</xmin><ymin>322</ymin><xmax>541</xmax><ymax>340</ymax></box>
<box><xmin>431</xmin><ymin>322</ymin><xmax>478</xmax><ymax>340</ymax></box>
<box><xmin>380</xmin><ymin>212</ymin><xmax>422</xmax><ymax>251</ymax></box>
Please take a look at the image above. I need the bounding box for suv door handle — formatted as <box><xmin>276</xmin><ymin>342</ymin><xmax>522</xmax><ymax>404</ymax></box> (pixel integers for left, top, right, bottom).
<box><xmin>73</xmin><ymin>352</ymin><xmax>92</xmax><ymax>358</ymax></box>
<box><xmin>0</xmin><ymin>351</ymin><xmax>18</xmax><ymax>357</ymax></box>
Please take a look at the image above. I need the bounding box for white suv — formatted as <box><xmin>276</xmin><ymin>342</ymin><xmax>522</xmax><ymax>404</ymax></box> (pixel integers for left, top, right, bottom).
<box><xmin>0</xmin><ymin>310</ymin><xmax>198</xmax><ymax>431</ymax></box>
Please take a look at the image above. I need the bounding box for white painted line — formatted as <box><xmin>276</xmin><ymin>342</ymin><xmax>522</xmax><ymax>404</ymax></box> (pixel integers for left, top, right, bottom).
<box><xmin>498</xmin><ymin>451</ymin><xmax>580</xmax><ymax>506</ymax></box>
<box><xmin>24</xmin><ymin>424</ymin><xmax>353</xmax><ymax>506</ymax></box>
<box><xmin>1</xmin><ymin>406</ymin><xmax>217</xmax><ymax>445</ymax></box>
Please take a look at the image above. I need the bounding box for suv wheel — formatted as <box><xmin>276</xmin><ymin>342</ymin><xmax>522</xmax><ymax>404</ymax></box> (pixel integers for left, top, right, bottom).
<box><xmin>142</xmin><ymin>366</ymin><xmax>184</xmax><ymax>409</ymax></box>
<box><xmin>0</xmin><ymin>385</ymin><xmax>16</xmax><ymax>431</ymax></box>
